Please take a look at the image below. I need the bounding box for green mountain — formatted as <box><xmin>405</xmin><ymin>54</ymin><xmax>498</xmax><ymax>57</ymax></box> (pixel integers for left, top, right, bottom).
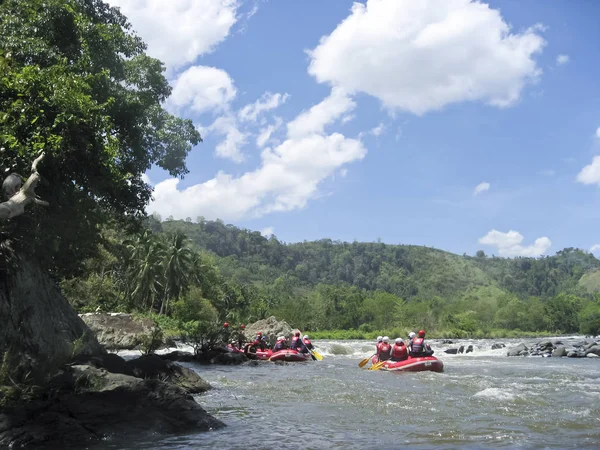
<box><xmin>160</xmin><ymin>218</ymin><xmax>599</xmax><ymax>302</ymax></box>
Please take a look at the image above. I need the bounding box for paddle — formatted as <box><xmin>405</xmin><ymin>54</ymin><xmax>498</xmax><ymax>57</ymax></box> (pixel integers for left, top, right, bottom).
<box><xmin>296</xmin><ymin>331</ymin><xmax>318</xmax><ymax>361</ymax></box>
<box><xmin>358</xmin><ymin>353</ymin><xmax>377</xmax><ymax>368</ymax></box>
<box><xmin>311</xmin><ymin>348</ymin><xmax>324</xmax><ymax>361</ymax></box>
<box><xmin>368</xmin><ymin>360</ymin><xmax>386</xmax><ymax>371</ymax></box>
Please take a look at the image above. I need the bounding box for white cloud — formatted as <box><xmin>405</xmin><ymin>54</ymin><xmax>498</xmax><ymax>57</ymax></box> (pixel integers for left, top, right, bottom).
<box><xmin>370</xmin><ymin>123</ymin><xmax>385</xmax><ymax>137</ymax></box>
<box><xmin>106</xmin><ymin>0</ymin><xmax>240</xmax><ymax>71</ymax></box>
<box><xmin>287</xmin><ymin>87</ymin><xmax>356</xmax><ymax>138</ymax></box>
<box><xmin>256</xmin><ymin>118</ymin><xmax>283</xmax><ymax>148</ymax></box>
<box><xmin>339</xmin><ymin>168</ymin><xmax>349</xmax><ymax>178</ymax></box>
<box><xmin>479</xmin><ymin>229</ymin><xmax>551</xmax><ymax>257</ymax></box>
<box><xmin>148</xmin><ymin>91</ymin><xmax>367</xmax><ymax>220</ymax></box>
<box><xmin>239</xmin><ymin>92</ymin><xmax>290</xmax><ymax>122</ymax></box>
<box><xmin>141</xmin><ymin>173</ymin><xmax>152</xmax><ymax>185</ymax></box>
<box><xmin>576</xmin><ymin>156</ymin><xmax>600</xmax><ymax>186</ymax></box>
<box><xmin>556</xmin><ymin>54</ymin><xmax>570</xmax><ymax>65</ymax></box>
<box><xmin>590</xmin><ymin>244</ymin><xmax>600</xmax><ymax>254</ymax></box>
<box><xmin>261</xmin><ymin>227</ymin><xmax>275</xmax><ymax>237</ymax></box>
<box><xmin>596</xmin><ymin>127</ymin><xmax>600</xmax><ymax>139</ymax></box>
<box><xmin>165</xmin><ymin>66</ymin><xmax>236</xmax><ymax>114</ymax></box>
<box><xmin>308</xmin><ymin>0</ymin><xmax>545</xmax><ymax>115</ymax></box>
<box><xmin>473</xmin><ymin>182</ymin><xmax>490</xmax><ymax>196</ymax></box>
<box><xmin>208</xmin><ymin>115</ymin><xmax>248</xmax><ymax>163</ymax></box>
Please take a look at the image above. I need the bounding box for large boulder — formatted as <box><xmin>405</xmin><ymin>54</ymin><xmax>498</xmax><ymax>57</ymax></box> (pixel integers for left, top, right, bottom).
<box><xmin>0</xmin><ymin>365</ymin><xmax>224</xmax><ymax>448</ymax></box>
<box><xmin>80</xmin><ymin>313</ymin><xmax>158</xmax><ymax>350</ymax></box>
<box><xmin>0</xmin><ymin>259</ymin><xmax>104</xmax><ymax>379</ymax></box>
<box><xmin>584</xmin><ymin>345</ymin><xmax>600</xmax><ymax>357</ymax></box>
<box><xmin>245</xmin><ymin>316</ymin><xmax>293</xmax><ymax>344</ymax></box>
<box><xmin>552</xmin><ymin>346</ymin><xmax>567</xmax><ymax>357</ymax></box>
<box><xmin>507</xmin><ymin>343</ymin><xmax>528</xmax><ymax>357</ymax></box>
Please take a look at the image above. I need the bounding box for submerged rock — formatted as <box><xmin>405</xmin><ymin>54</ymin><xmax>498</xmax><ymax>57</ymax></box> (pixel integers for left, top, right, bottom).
<box><xmin>444</xmin><ymin>348</ymin><xmax>459</xmax><ymax>355</ymax></box>
<box><xmin>80</xmin><ymin>313</ymin><xmax>159</xmax><ymax>350</ymax></box>
<box><xmin>491</xmin><ymin>343</ymin><xmax>505</xmax><ymax>350</ymax></box>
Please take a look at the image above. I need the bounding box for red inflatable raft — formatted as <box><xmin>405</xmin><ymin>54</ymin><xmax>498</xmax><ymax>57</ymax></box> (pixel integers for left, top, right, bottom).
<box><xmin>269</xmin><ymin>349</ymin><xmax>312</xmax><ymax>362</ymax></box>
<box><xmin>372</xmin><ymin>355</ymin><xmax>444</xmax><ymax>373</ymax></box>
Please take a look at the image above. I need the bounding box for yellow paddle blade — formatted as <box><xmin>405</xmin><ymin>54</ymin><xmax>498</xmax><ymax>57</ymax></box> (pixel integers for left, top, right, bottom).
<box><xmin>311</xmin><ymin>349</ymin><xmax>324</xmax><ymax>361</ymax></box>
<box><xmin>368</xmin><ymin>361</ymin><xmax>386</xmax><ymax>371</ymax></box>
<box><xmin>358</xmin><ymin>357</ymin><xmax>370</xmax><ymax>368</ymax></box>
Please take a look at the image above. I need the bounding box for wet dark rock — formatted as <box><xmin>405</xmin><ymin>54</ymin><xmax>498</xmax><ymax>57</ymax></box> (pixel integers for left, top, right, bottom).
<box><xmin>160</xmin><ymin>350</ymin><xmax>195</xmax><ymax>362</ymax></box>
<box><xmin>210</xmin><ymin>352</ymin><xmax>248</xmax><ymax>365</ymax></box>
<box><xmin>126</xmin><ymin>354</ymin><xmax>211</xmax><ymax>394</ymax></box>
<box><xmin>491</xmin><ymin>343</ymin><xmax>505</xmax><ymax>350</ymax></box>
<box><xmin>444</xmin><ymin>348</ymin><xmax>458</xmax><ymax>354</ymax></box>
<box><xmin>552</xmin><ymin>346</ymin><xmax>567</xmax><ymax>357</ymax></box>
<box><xmin>441</xmin><ymin>340</ymin><xmax>453</xmax><ymax>344</ymax></box>
<box><xmin>458</xmin><ymin>345</ymin><xmax>465</xmax><ymax>354</ymax></box>
<box><xmin>538</xmin><ymin>340</ymin><xmax>553</xmax><ymax>350</ymax></box>
<box><xmin>465</xmin><ymin>345</ymin><xmax>474</xmax><ymax>354</ymax></box>
<box><xmin>0</xmin><ymin>365</ymin><xmax>224</xmax><ymax>448</ymax></box>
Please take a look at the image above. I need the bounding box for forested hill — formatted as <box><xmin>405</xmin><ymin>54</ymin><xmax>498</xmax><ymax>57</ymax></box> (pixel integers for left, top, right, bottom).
<box><xmin>157</xmin><ymin>218</ymin><xmax>600</xmax><ymax>301</ymax></box>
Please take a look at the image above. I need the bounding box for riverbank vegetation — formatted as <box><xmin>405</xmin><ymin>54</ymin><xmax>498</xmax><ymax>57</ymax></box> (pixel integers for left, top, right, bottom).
<box><xmin>61</xmin><ymin>217</ymin><xmax>600</xmax><ymax>339</ymax></box>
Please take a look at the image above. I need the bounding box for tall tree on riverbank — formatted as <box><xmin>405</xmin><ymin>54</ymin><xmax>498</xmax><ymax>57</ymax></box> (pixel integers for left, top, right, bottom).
<box><xmin>0</xmin><ymin>0</ymin><xmax>200</xmax><ymax>277</ymax></box>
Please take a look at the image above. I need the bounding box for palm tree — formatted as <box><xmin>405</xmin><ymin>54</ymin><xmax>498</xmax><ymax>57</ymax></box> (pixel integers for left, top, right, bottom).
<box><xmin>123</xmin><ymin>230</ymin><xmax>165</xmax><ymax>312</ymax></box>
<box><xmin>160</xmin><ymin>231</ymin><xmax>193</xmax><ymax>315</ymax></box>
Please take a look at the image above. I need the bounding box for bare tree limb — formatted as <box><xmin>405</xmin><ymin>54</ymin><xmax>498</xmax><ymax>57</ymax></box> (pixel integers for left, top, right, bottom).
<box><xmin>0</xmin><ymin>153</ymin><xmax>48</xmax><ymax>220</ymax></box>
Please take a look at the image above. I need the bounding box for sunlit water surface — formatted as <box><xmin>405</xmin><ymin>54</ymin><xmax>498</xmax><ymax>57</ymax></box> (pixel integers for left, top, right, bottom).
<box><xmin>100</xmin><ymin>337</ymin><xmax>599</xmax><ymax>449</ymax></box>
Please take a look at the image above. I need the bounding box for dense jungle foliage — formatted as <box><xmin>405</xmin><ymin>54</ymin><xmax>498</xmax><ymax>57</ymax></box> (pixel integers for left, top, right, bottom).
<box><xmin>61</xmin><ymin>217</ymin><xmax>600</xmax><ymax>338</ymax></box>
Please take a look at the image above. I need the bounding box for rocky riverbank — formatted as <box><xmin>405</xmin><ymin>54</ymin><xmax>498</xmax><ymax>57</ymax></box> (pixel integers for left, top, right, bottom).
<box><xmin>0</xmin><ymin>259</ymin><xmax>223</xmax><ymax>448</ymax></box>
<box><xmin>506</xmin><ymin>339</ymin><xmax>600</xmax><ymax>357</ymax></box>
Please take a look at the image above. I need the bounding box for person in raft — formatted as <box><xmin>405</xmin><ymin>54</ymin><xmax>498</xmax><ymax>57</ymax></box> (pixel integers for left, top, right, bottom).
<box><xmin>302</xmin><ymin>335</ymin><xmax>313</xmax><ymax>350</ymax></box>
<box><xmin>390</xmin><ymin>338</ymin><xmax>408</xmax><ymax>362</ymax></box>
<box><xmin>272</xmin><ymin>336</ymin><xmax>288</xmax><ymax>352</ymax></box>
<box><xmin>376</xmin><ymin>335</ymin><xmax>383</xmax><ymax>354</ymax></box>
<box><xmin>378</xmin><ymin>336</ymin><xmax>392</xmax><ymax>361</ymax></box>
<box><xmin>408</xmin><ymin>331</ymin><xmax>416</xmax><ymax>347</ymax></box>
<box><xmin>409</xmin><ymin>330</ymin><xmax>434</xmax><ymax>357</ymax></box>
<box><xmin>252</xmin><ymin>331</ymin><xmax>269</xmax><ymax>350</ymax></box>
<box><xmin>290</xmin><ymin>331</ymin><xmax>310</xmax><ymax>353</ymax></box>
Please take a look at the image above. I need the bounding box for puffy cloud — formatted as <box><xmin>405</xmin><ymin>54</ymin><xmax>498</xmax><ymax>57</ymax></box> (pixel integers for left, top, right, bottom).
<box><xmin>239</xmin><ymin>92</ymin><xmax>290</xmax><ymax>123</ymax></box>
<box><xmin>473</xmin><ymin>182</ymin><xmax>490</xmax><ymax>196</ymax></box>
<box><xmin>556</xmin><ymin>54</ymin><xmax>570</xmax><ymax>65</ymax></box>
<box><xmin>308</xmin><ymin>0</ymin><xmax>545</xmax><ymax>115</ymax></box>
<box><xmin>479</xmin><ymin>229</ymin><xmax>551</xmax><ymax>257</ymax></box>
<box><xmin>261</xmin><ymin>227</ymin><xmax>275</xmax><ymax>237</ymax></box>
<box><xmin>287</xmin><ymin>87</ymin><xmax>356</xmax><ymax>138</ymax></box>
<box><xmin>208</xmin><ymin>115</ymin><xmax>248</xmax><ymax>163</ymax></box>
<box><xmin>106</xmin><ymin>0</ymin><xmax>240</xmax><ymax>71</ymax></box>
<box><xmin>147</xmin><ymin>91</ymin><xmax>367</xmax><ymax>220</ymax></box>
<box><xmin>590</xmin><ymin>244</ymin><xmax>600</xmax><ymax>254</ymax></box>
<box><xmin>576</xmin><ymin>156</ymin><xmax>600</xmax><ymax>186</ymax></box>
<box><xmin>165</xmin><ymin>66</ymin><xmax>236</xmax><ymax>114</ymax></box>
<box><xmin>256</xmin><ymin>118</ymin><xmax>283</xmax><ymax>148</ymax></box>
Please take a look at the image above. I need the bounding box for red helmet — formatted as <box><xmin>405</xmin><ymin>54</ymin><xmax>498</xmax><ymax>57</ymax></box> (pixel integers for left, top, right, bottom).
<box><xmin>295</xmin><ymin>331</ymin><xmax>300</xmax><ymax>337</ymax></box>
<box><xmin>418</xmin><ymin>330</ymin><xmax>426</xmax><ymax>338</ymax></box>
<box><xmin>257</xmin><ymin>331</ymin><xmax>262</xmax><ymax>336</ymax></box>
<box><xmin>240</xmin><ymin>324</ymin><xmax>245</xmax><ymax>329</ymax></box>
<box><xmin>223</xmin><ymin>322</ymin><xmax>229</xmax><ymax>328</ymax></box>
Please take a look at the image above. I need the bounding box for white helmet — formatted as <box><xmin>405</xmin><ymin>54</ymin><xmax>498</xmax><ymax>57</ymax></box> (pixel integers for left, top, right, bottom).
<box><xmin>409</xmin><ymin>332</ymin><xmax>416</xmax><ymax>339</ymax></box>
<box><xmin>303</xmin><ymin>335</ymin><xmax>309</xmax><ymax>340</ymax></box>
<box><xmin>377</xmin><ymin>336</ymin><xmax>383</xmax><ymax>342</ymax></box>
<box><xmin>278</xmin><ymin>336</ymin><xmax>284</xmax><ymax>340</ymax></box>
<box><xmin>395</xmin><ymin>338</ymin><xmax>404</xmax><ymax>345</ymax></box>
<box><xmin>383</xmin><ymin>336</ymin><xmax>390</xmax><ymax>343</ymax></box>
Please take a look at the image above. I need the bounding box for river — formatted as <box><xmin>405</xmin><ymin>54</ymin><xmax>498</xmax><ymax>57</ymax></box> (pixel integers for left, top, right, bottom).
<box><xmin>111</xmin><ymin>337</ymin><xmax>600</xmax><ymax>449</ymax></box>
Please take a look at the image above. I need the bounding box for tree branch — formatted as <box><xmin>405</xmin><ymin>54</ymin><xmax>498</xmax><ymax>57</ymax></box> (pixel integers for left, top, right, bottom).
<box><xmin>0</xmin><ymin>153</ymin><xmax>48</xmax><ymax>220</ymax></box>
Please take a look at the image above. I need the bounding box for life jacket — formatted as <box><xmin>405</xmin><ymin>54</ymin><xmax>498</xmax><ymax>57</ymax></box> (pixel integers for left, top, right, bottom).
<box><xmin>273</xmin><ymin>339</ymin><xmax>285</xmax><ymax>352</ymax></box>
<box><xmin>376</xmin><ymin>342</ymin><xmax>382</xmax><ymax>353</ymax></box>
<box><xmin>291</xmin><ymin>336</ymin><xmax>302</xmax><ymax>350</ymax></box>
<box><xmin>411</xmin><ymin>337</ymin><xmax>425</xmax><ymax>354</ymax></box>
<box><xmin>303</xmin><ymin>338</ymin><xmax>313</xmax><ymax>349</ymax></box>
<box><xmin>379</xmin><ymin>343</ymin><xmax>392</xmax><ymax>360</ymax></box>
<box><xmin>391</xmin><ymin>344</ymin><xmax>408</xmax><ymax>361</ymax></box>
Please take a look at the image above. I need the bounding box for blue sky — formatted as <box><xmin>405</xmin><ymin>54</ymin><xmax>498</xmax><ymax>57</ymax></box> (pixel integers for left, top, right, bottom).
<box><xmin>107</xmin><ymin>0</ymin><xmax>600</xmax><ymax>258</ymax></box>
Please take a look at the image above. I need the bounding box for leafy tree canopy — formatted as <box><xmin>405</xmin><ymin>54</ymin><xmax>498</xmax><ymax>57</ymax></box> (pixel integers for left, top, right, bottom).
<box><xmin>0</xmin><ymin>0</ymin><xmax>200</xmax><ymax>275</ymax></box>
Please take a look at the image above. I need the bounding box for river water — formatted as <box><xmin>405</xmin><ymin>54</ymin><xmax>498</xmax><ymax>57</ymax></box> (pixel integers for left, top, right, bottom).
<box><xmin>112</xmin><ymin>337</ymin><xmax>600</xmax><ymax>449</ymax></box>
